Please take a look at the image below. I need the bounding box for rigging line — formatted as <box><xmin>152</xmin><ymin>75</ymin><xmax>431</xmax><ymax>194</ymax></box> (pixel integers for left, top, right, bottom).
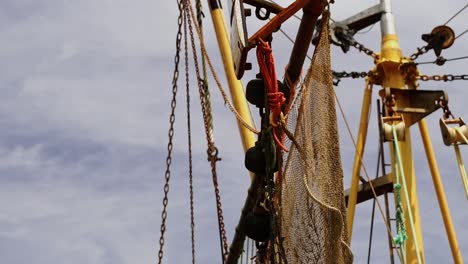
<box><xmin>183</xmin><ymin>11</ymin><xmax>197</xmax><ymax>264</ymax></box>
<box><xmin>185</xmin><ymin>3</ymin><xmax>229</xmax><ymax>262</ymax></box>
<box><xmin>356</xmin><ymin>23</ymin><xmax>375</xmax><ymax>35</ymax></box>
<box><xmin>443</xmin><ymin>3</ymin><xmax>468</xmax><ymax>25</ymax></box>
<box><xmin>334</xmin><ymin>90</ymin><xmax>405</xmax><ymax>262</ymax></box>
<box><xmin>187</xmin><ymin>3</ymin><xmax>260</xmax><ymax>134</ymax></box>
<box><xmin>377</xmin><ymin>99</ymin><xmax>395</xmax><ymax>264</ymax></box>
<box><xmin>417</xmin><ymin>55</ymin><xmax>468</xmax><ymax>65</ymax></box>
<box><xmin>392</xmin><ymin>126</ymin><xmax>423</xmax><ymax>264</ymax></box>
<box><xmin>455</xmin><ymin>28</ymin><xmax>468</xmax><ymax>39</ymax></box>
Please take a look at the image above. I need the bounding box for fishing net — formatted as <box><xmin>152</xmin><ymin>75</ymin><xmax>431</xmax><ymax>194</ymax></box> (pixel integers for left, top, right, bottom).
<box><xmin>279</xmin><ymin>11</ymin><xmax>353</xmax><ymax>263</ymax></box>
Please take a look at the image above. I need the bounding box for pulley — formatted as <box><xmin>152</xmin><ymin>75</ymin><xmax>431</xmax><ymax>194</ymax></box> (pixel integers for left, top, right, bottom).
<box><xmin>440</xmin><ymin>117</ymin><xmax>468</xmax><ymax>200</ymax></box>
<box><xmin>381</xmin><ymin>116</ymin><xmax>406</xmax><ymax>142</ymax></box>
<box><xmin>245</xmin><ymin>141</ymin><xmax>278</xmax><ymax>174</ymax></box>
<box><xmin>421</xmin><ymin>25</ymin><xmax>455</xmax><ymax>57</ymax></box>
<box><xmin>246</xmin><ymin>79</ymin><xmax>288</xmax><ymax>108</ymax></box>
<box><xmin>439</xmin><ymin>118</ymin><xmax>468</xmax><ymax>146</ymax></box>
<box><xmin>244</xmin><ymin>204</ymin><xmax>272</xmax><ymax>242</ymax></box>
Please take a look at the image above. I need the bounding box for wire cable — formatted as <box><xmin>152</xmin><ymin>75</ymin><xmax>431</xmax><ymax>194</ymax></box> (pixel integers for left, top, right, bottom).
<box><xmin>416</xmin><ymin>55</ymin><xmax>468</xmax><ymax>65</ymax></box>
<box><xmin>455</xmin><ymin>28</ymin><xmax>468</xmax><ymax>40</ymax></box>
<box><xmin>443</xmin><ymin>3</ymin><xmax>468</xmax><ymax>25</ymax></box>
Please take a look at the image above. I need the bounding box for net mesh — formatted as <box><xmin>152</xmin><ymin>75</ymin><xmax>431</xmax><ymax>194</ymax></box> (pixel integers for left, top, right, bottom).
<box><xmin>279</xmin><ymin>11</ymin><xmax>353</xmax><ymax>263</ymax></box>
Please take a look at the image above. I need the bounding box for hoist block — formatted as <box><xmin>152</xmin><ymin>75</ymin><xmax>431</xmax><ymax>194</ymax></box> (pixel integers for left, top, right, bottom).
<box><xmin>245</xmin><ymin>141</ymin><xmax>278</xmax><ymax>174</ymax></box>
<box><xmin>440</xmin><ymin>118</ymin><xmax>468</xmax><ymax>146</ymax></box>
<box><xmin>381</xmin><ymin>118</ymin><xmax>406</xmax><ymax>142</ymax></box>
<box><xmin>246</xmin><ymin>79</ymin><xmax>287</xmax><ymax>108</ymax></box>
<box><xmin>421</xmin><ymin>25</ymin><xmax>455</xmax><ymax>57</ymax></box>
<box><xmin>244</xmin><ymin>210</ymin><xmax>271</xmax><ymax>242</ymax></box>
<box><xmin>379</xmin><ymin>87</ymin><xmax>447</xmax><ymax>127</ymax></box>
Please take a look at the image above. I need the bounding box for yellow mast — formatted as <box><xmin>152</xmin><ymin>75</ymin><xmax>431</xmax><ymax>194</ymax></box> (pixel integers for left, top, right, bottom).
<box><xmin>347</xmin><ymin>0</ymin><xmax>464</xmax><ymax>263</ymax></box>
<box><xmin>207</xmin><ymin>0</ymin><xmax>256</xmax><ymax>155</ymax></box>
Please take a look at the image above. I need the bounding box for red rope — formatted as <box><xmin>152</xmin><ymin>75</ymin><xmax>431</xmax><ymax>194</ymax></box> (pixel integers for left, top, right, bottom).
<box><xmin>256</xmin><ymin>40</ymin><xmax>288</xmax><ymax>152</ymax></box>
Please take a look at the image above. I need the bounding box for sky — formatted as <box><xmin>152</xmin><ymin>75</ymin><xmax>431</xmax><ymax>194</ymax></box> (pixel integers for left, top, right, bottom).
<box><xmin>0</xmin><ymin>0</ymin><xmax>467</xmax><ymax>263</ymax></box>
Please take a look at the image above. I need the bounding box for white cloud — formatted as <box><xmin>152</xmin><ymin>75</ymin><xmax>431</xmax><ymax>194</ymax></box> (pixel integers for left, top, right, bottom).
<box><xmin>1</xmin><ymin>0</ymin><xmax>467</xmax><ymax>263</ymax></box>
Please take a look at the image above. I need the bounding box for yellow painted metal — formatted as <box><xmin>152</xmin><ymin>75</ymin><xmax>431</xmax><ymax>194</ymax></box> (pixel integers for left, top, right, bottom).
<box><xmin>455</xmin><ymin>127</ymin><xmax>468</xmax><ymax>199</ymax></box>
<box><xmin>346</xmin><ymin>81</ymin><xmax>372</xmax><ymax>242</ymax></box>
<box><xmin>209</xmin><ymin>9</ymin><xmax>256</xmax><ymax>155</ymax></box>
<box><xmin>418</xmin><ymin>120</ymin><xmax>464</xmax><ymax>264</ymax></box>
<box><xmin>397</xmin><ymin>129</ymin><xmax>425</xmax><ymax>264</ymax></box>
<box><xmin>376</xmin><ymin>34</ymin><xmax>426</xmax><ymax>263</ymax></box>
<box><xmin>454</xmin><ymin>144</ymin><xmax>468</xmax><ymax>199</ymax></box>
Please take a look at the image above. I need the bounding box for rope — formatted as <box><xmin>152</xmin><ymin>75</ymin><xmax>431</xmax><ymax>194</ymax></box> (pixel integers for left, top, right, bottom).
<box><xmin>392</xmin><ymin>125</ymin><xmax>423</xmax><ymax>264</ymax></box>
<box><xmin>334</xmin><ymin>84</ymin><xmax>404</xmax><ymax>262</ymax></box>
<box><xmin>186</xmin><ymin>3</ymin><xmax>259</xmax><ymax>134</ymax></box>
<box><xmin>454</xmin><ymin>127</ymin><xmax>468</xmax><ymax>199</ymax></box>
<box><xmin>184</xmin><ymin>2</ymin><xmax>229</xmax><ymax>261</ymax></box>
<box><xmin>256</xmin><ymin>39</ymin><xmax>288</xmax><ymax>152</ymax></box>
<box><xmin>393</xmin><ymin>153</ymin><xmax>407</xmax><ymax>263</ymax></box>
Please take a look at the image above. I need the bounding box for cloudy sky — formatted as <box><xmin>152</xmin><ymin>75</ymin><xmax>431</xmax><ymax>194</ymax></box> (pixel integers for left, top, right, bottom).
<box><xmin>0</xmin><ymin>0</ymin><xmax>467</xmax><ymax>263</ymax></box>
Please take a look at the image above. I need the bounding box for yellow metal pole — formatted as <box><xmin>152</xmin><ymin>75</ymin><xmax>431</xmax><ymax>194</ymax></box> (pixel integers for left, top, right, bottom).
<box><xmin>207</xmin><ymin>1</ymin><xmax>256</xmax><ymax>154</ymax></box>
<box><xmin>376</xmin><ymin>1</ymin><xmax>425</xmax><ymax>261</ymax></box>
<box><xmin>346</xmin><ymin>81</ymin><xmax>372</xmax><ymax>242</ymax></box>
<box><xmin>418</xmin><ymin>120</ymin><xmax>464</xmax><ymax>264</ymax></box>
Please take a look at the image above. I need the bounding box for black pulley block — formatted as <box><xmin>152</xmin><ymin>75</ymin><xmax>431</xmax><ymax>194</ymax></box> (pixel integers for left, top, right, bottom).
<box><xmin>245</xmin><ymin>142</ymin><xmax>267</xmax><ymax>174</ymax></box>
<box><xmin>244</xmin><ymin>211</ymin><xmax>271</xmax><ymax>242</ymax></box>
<box><xmin>246</xmin><ymin>79</ymin><xmax>289</xmax><ymax>108</ymax></box>
<box><xmin>245</xmin><ymin>141</ymin><xmax>279</xmax><ymax>174</ymax></box>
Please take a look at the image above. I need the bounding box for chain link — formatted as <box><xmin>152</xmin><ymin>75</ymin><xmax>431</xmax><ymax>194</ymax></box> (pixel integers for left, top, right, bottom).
<box><xmin>409</xmin><ymin>45</ymin><xmax>430</xmax><ymax>61</ymax></box>
<box><xmin>185</xmin><ymin>2</ymin><xmax>229</xmax><ymax>262</ymax></box>
<box><xmin>350</xmin><ymin>40</ymin><xmax>377</xmax><ymax>58</ymax></box>
<box><xmin>437</xmin><ymin>97</ymin><xmax>456</xmax><ymax>120</ymax></box>
<box><xmin>157</xmin><ymin>0</ymin><xmax>184</xmax><ymax>262</ymax></box>
<box><xmin>333</xmin><ymin>70</ymin><xmax>370</xmax><ymax>79</ymax></box>
<box><xmin>183</xmin><ymin>10</ymin><xmax>197</xmax><ymax>264</ymax></box>
<box><xmin>418</xmin><ymin>74</ymin><xmax>468</xmax><ymax>81</ymax></box>
<box><xmin>332</xmin><ymin>70</ymin><xmax>371</xmax><ymax>86</ymax></box>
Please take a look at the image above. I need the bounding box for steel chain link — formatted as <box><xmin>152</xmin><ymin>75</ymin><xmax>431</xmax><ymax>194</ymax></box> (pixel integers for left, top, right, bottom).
<box><xmin>185</xmin><ymin>2</ymin><xmax>229</xmax><ymax>262</ymax></box>
<box><xmin>410</xmin><ymin>45</ymin><xmax>430</xmax><ymax>61</ymax></box>
<box><xmin>333</xmin><ymin>70</ymin><xmax>370</xmax><ymax>79</ymax></box>
<box><xmin>350</xmin><ymin>39</ymin><xmax>377</xmax><ymax>58</ymax></box>
<box><xmin>157</xmin><ymin>0</ymin><xmax>184</xmax><ymax>262</ymax></box>
<box><xmin>418</xmin><ymin>74</ymin><xmax>468</xmax><ymax>81</ymax></box>
<box><xmin>183</xmin><ymin>10</ymin><xmax>197</xmax><ymax>264</ymax></box>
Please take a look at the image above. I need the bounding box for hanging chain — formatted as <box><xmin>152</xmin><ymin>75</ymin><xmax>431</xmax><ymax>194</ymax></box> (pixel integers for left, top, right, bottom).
<box><xmin>437</xmin><ymin>98</ymin><xmax>455</xmax><ymax>120</ymax></box>
<box><xmin>184</xmin><ymin>1</ymin><xmax>229</xmax><ymax>261</ymax></box>
<box><xmin>157</xmin><ymin>0</ymin><xmax>184</xmax><ymax>262</ymax></box>
<box><xmin>183</xmin><ymin>9</ymin><xmax>197</xmax><ymax>264</ymax></box>
<box><xmin>418</xmin><ymin>74</ymin><xmax>468</xmax><ymax>81</ymax></box>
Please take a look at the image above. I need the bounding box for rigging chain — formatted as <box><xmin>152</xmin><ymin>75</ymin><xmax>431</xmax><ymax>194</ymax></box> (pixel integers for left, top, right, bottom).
<box><xmin>418</xmin><ymin>74</ymin><xmax>468</xmax><ymax>81</ymax></box>
<box><xmin>350</xmin><ymin>38</ymin><xmax>378</xmax><ymax>59</ymax></box>
<box><xmin>409</xmin><ymin>46</ymin><xmax>431</xmax><ymax>61</ymax></box>
<box><xmin>183</xmin><ymin>10</ymin><xmax>196</xmax><ymax>264</ymax></box>
<box><xmin>157</xmin><ymin>0</ymin><xmax>184</xmax><ymax>262</ymax></box>
<box><xmin>184</xmin><ymin>1</ymin><xmax>229</xmax><ymax>262</ymax></box>
<box><xmin>333</xmin><ymin>71</ymin><xmax>468</xmax><ymax>84</ymax></box>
